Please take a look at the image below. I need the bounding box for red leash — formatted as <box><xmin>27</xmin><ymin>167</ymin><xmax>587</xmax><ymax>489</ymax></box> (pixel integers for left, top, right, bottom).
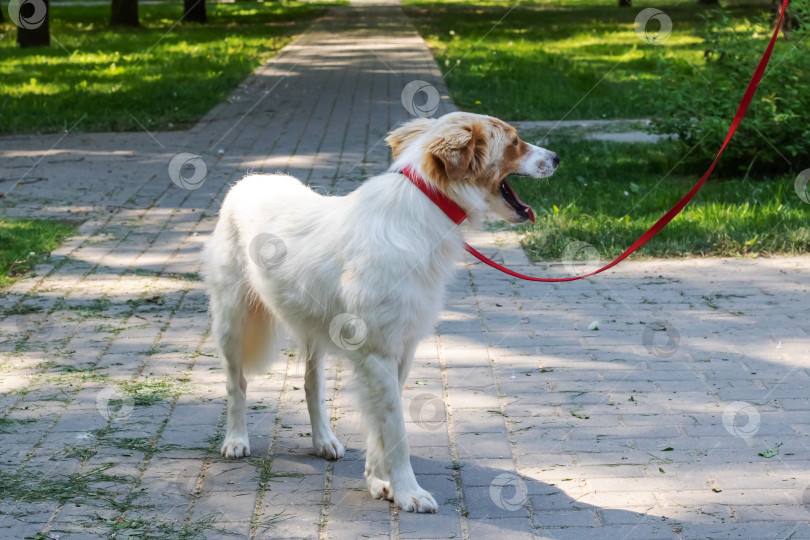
<box><xmin>405</xmin><ymin>0</ymin><xmax>790</xmax><ymax>282</ymax></box>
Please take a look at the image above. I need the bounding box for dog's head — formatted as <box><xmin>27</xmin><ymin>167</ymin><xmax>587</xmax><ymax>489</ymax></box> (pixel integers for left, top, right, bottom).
<box><xmin>387</xmin><ymin>112</ymin><xmax>559</xmax><ymax>224</ymax></box>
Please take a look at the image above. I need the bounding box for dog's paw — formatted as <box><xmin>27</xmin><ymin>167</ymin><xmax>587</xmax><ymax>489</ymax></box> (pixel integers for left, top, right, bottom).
<box><xmin>367</xmin><ymin>476</ymin><xmax>393</xmax><ymax>501</ymax></box>
<box><xmin>221</xmin><ymin>435</ymin><xmax>250</xmax><ymax>458</ymax></box>
<box><xmin>312</xmin><ymin>431</ymin><xmax>344</xmax><ymax>460</ymax></box>
<box><xmin>395</xmin><ymin>487</ymin><xmax>437</xmax><ymax>513</ymax></box>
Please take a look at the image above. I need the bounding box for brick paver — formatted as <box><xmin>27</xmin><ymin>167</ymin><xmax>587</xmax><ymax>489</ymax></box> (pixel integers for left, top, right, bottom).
<box><xmin>2</xmin><ymin>1</ymin><xmax>810</xmax><ymax>539</ymax></box>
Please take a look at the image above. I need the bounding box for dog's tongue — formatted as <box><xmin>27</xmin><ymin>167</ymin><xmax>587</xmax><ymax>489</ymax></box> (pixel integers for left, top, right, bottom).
<box><xmin>500</xmin><ymin>179</ymin><xmax>535</xmax><ymax>223</ymax></box>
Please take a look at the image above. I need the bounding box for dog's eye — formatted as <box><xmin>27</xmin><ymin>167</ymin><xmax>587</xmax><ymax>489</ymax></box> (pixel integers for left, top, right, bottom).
<box><xmin>512</xmin><ymin>137</ymin><xmax>519</xmax><ymax>146</ymax></box>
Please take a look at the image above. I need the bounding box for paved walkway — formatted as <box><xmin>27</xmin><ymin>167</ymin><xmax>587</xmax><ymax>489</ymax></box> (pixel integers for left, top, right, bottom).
<box><xmin>511</xmin><ymin>119</ymin><xmax>674</xmax><ymax>144</ymax></box>
<box><xmin>1</xmin><ymin>2</ymin><xmax>810</xmax><ymax>539</ymax></box>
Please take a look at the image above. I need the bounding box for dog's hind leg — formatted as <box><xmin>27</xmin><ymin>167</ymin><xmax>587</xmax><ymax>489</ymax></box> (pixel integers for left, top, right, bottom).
<box><xmin>205</xmin><ymin>208</ymin><xmax>279</xmax><ymax>458</ymax></box>
<box><xmin>303</xmin><ymin>342</ymin><xmax>344</xmax><ymax>460</ymax></box>
<box><xmin>218</xmin><ymin>292</ymin><xmax>278</xmax><ymax>459</ymax></box>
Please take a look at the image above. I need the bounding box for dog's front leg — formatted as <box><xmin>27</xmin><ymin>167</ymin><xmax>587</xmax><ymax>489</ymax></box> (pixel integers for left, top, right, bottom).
<box><xmin>304</xmin><ymin>344</ymin><xmax>345</xmax><ymax>460</ymax></box>
<box><xmin>364</xmin><ymin>430</ymin><xmax>392</xmax><ymax>501</ymax></box>
<box><xmin>365</xmin><ymin>342</ymin><xmax>418</xmax><ymax>502</ymax></box>
<box><xmin>361</xmin><ymin>355</ymin><xmax>437</xmax><ymax>513</ymax></box>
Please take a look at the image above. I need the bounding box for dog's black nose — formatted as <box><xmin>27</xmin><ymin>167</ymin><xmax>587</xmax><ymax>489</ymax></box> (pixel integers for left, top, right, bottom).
<box><xmin>551</xmin><ymin>153</ymin><xmax>560</xmax><ymax>167</ymax></box>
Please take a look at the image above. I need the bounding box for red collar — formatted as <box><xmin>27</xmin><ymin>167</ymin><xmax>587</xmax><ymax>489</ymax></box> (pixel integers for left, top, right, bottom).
<box><xmin>400</xmin><ymin>165</ymin><xmax>467</xmax><ymax>225</ymax></box>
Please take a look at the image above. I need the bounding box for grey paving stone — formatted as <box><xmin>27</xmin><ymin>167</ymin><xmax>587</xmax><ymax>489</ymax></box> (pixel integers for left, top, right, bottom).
<box><xmin>398</xmin><ymin>503</ymin><xmax>464</xmax><ymax>539</ymax></box>
<box><xmin>325</xmin><ymin>519</ymin><xmax>391</xmax><ymax>539</ymax></box>
<box><xmin>465</xmin><ymin>517</ymin><xmax>534</xmax><ymax>540</ymax></box>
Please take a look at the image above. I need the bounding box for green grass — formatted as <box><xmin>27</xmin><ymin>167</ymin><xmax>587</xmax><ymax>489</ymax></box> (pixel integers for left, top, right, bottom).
<box><xmin>0</xmin><ymin>462</ymin><xmax>220</xmax><ymax>537</ymax></box>
<box><xmin>511</xmin><ymin>134</ymin><xmax>810</xmax><ymax>260</ymax></box>
<box><xmin>404</xmin><ymin>0</ymin><xmax>810</xmax><ymax>257</ymax></box>
<box><xmin>0</xmin><ymin>463</ymin><xmax>122</xmax><ymax>504</ymax></box>
<box><xmin>0</xmin><ymin>1</ymin><xmax>337</xmax><ymax>133</ymax></box>
<box><xmin>0</xmin><ymin>417</ymin><xmax>37</xmax><ymax>433</ymax></box>
<box><xmin>0</xmin><ymin>218</ymin><xmax>76</xmax><ymax>287</ymax></box>
<box><xmin>63</xmin><ymin>444</ymin><xmax>98</xmax><ymax>461</ymax></box>
<box><xmin>403</xmin><ymin>0</ymin><xmax>774</xmax><ymax>120</ymax></box>
<box><xmin>119</xmin><ymin>377</ymin><xmax>189</xmax><ymax>405</ymax></box>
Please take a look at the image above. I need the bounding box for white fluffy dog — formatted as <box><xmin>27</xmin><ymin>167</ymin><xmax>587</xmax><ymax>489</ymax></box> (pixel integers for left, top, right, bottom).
<box><xmin>202</xmin><ymin>111</ymin><xmax>559</xmax><ymax>513</ymax></box>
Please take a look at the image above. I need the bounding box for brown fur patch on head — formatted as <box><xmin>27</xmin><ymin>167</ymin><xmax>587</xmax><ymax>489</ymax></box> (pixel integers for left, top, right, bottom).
<box><xmin>389</xmin><ymin>112</ymin><xmax>546</xmax><ymax>224</ymax></box>
<box><xmin>491</xmin><ymin>120</ymin><xmax>531</xmax><ymax>181</ymax></box>
<box><xmin>391</xmin><ymin>113</ymin><xmax>534</xmax><ymax>206</ymax></box>
<box><xmin>386</xmin><ymin>118</ymin><xmax>436</xmax><ymax>160</ymax></box>
<box><xmin>421</xmin><ymin>116</ymin><xmax>488</xmax><ymax>191</ymax></box>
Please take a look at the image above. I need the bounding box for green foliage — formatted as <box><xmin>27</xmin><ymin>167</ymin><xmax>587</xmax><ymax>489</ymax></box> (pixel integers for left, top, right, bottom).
<box><xmin>0</xmin><ymin>2</ymin><xmax>336</xmax><ymax>134</ymax></box>
<box><xmin>649</xmin><ymin>0</ymin><xmax>810</xmax><ymax>175</ymax></box>
<box><xmin>512</xmin><ymin>134</ymin><xmax>810</xmax><ymax>259</ymax></box>
<box><xmin>404</xmin><ymin>1</ymin><xmax>766</xmax><ymax>121</ymax></box>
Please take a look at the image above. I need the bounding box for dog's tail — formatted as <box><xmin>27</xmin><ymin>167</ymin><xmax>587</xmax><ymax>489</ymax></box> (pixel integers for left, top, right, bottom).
<box><xmin>202</xmin><ymin>211</ymin><xmax>280</xmax><ymax>377</ymax></box>
<box><xmin>240</xmin><ymin>293</ymin><xmax>279</xmax><ymax>376</ymax></box>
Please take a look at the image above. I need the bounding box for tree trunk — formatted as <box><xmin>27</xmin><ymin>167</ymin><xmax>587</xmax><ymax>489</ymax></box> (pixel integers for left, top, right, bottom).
<box><xmin>110</xmin><ymin>0</ymin><xmax>139</xmax><ymax>27</ymax></box>
<box><xmin>774</xmin><ymin>0</ymin><xmax>798</xmax><ymax>35</ymax></box>
<box><xmin>15</xmin><ymin>0</ymin><xmax>50</xmax><ymax>48</ymax></box>
<box><xmin>618</xmin><ymin>0</ymin><xmax>631</xmax><ymax>6</ymax></box>
<box><xmin>183</xmin><ymin>0</ymin><xmax>206</xmax><ymax>23</ymax></box>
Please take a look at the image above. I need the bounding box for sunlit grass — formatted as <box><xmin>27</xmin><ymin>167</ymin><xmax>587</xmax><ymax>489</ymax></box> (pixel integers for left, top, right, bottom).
<box><xmin>0</xmin><ymin>1</ymin><xmax>338</xmax><ymax>133</ymax></box>
<box><xmin>403</xmin><ymin>1</ymin><xmax>772</xmax><ymax>120</ymax></box>
<box><xmin>0</xmin><ymin>219</ymin><xmax>76</xmax><ymax>288</ymax></box>
<box><xmin>510</xmin><ymin>135</ymin><xmax>810</xmax><ymax>259</ymax></box>
<box><xmin>402</xmin><ymin>0</ymin><xmax>809</xmax><ymax>257</ymax></box>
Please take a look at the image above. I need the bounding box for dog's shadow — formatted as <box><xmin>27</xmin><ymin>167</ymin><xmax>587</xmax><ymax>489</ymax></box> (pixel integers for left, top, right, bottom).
<box><xmin>399</xmin><ymin>456</ymin><xmax>685</xmax><ymax>538</ymax></box>
<box><xmin>254</xmin><ymin>446</ymin><xmax>707</xmax><ymax>537</ymax></box>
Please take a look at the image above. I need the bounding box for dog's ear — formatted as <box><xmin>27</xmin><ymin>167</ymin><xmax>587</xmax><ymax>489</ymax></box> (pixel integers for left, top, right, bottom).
<box><xmin>386</xmin><ymin>118</ymin><xmax>436</xmax><ymax>160</ymax></box>
<box><xmin>425</xmin><ymin>121</ymin><xmax>483</xmax><ymax>184</ymax></box>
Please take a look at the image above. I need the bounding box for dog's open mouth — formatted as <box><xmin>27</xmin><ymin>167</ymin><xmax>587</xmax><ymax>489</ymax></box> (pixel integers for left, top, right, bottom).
<box><xmin>499</xmin><ymin>179</ymin><xmax>535</xmax><ymax>223</ymax></box>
